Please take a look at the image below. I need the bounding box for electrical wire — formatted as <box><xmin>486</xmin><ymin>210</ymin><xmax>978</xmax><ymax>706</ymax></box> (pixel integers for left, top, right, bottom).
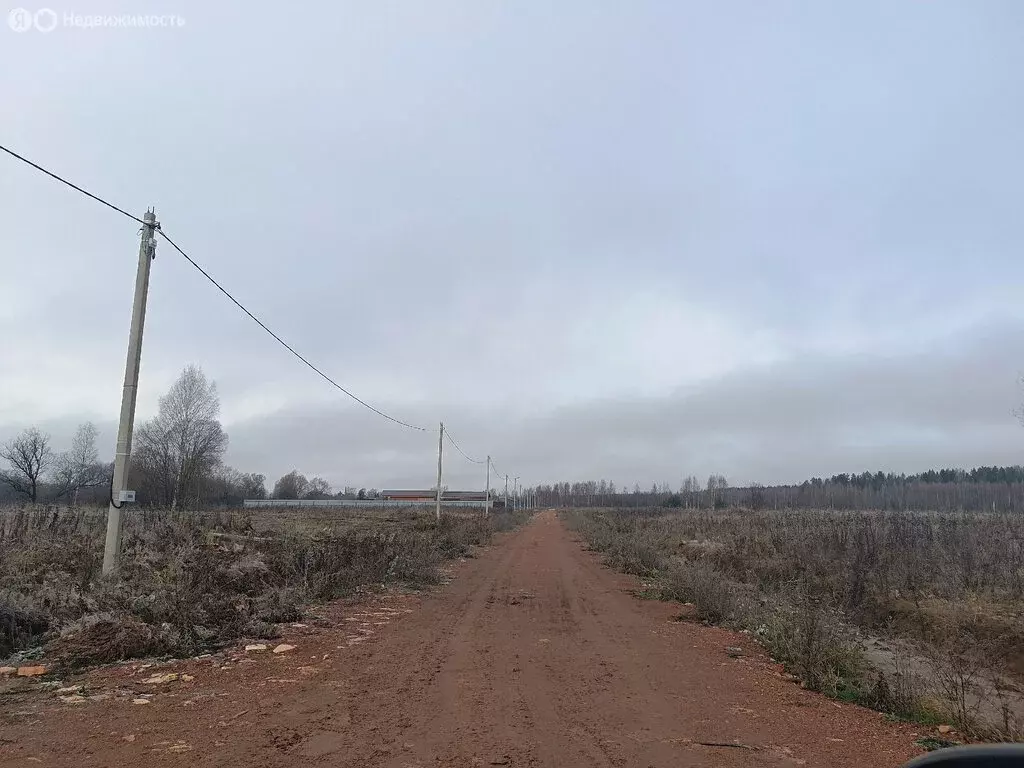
<box><xmin>489</xmin><ymin>458</ymin><xmax>508</xmax><ymax>479</ymax></box>
<box><xmin>443</xmin><ymin>428</ymin><xmax>485</xmax><ymax>464</ymax></box>
<box><xmin>0</xmin><ymin>142</ymin><xmax>426</xmax><ymax>432</ymax></box>
<box><xmin>0</xmin><ymin>143</ymin><xmax>147</xmax><ymax>225</ymax></box>
<box><xmin>157</xmin><ymin>227</ymin><xmax>426</xmax><ymax>432</ymax></box>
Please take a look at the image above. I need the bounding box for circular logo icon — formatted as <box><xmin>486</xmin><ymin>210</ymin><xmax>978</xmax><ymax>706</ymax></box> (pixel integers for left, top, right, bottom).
<box><xmin>8</xmin><ymin>7</ymin><xmax>33</xmax><ymax>32</ymax></box>
<box><xmin>34</xmin><ymin>8</ymin><xmax>57</xmax><ymax>32</ymax></box>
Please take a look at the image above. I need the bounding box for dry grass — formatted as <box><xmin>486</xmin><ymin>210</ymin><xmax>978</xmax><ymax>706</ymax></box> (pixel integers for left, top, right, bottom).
<box><xmin>0</xmin><ymin>504</ymin><xmax>529</xmax><ymax>669</ymax></box>
<box><xmin>563</xmin><ymin>506</ymin><xmax>1024</xmax><ymax>737</ymax></box>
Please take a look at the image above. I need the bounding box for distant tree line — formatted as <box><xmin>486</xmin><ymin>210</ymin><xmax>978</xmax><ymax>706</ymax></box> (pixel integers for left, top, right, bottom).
<box><xmin>268</xmin><ymin>470</ymin><xmax>379</xmax><ymax>501</ymax></box>
<box><xmin>528</xmin><ymin>468</ymin><xmax>1024</xmax><ymax>513</ymax></box>
<box><xmin>0</xmin><ymin>423</ymin><xmax>111</xmax><ymax>504</ymax></box>
<box><xmin>1</xmin><ymin>360</ymin><xmax>389</xmax><ymax>508</ymax></box>
<box><xmin>0</xmin><ymin>365</ymin><xmax>269</xmax><ymax>508</ymax></box>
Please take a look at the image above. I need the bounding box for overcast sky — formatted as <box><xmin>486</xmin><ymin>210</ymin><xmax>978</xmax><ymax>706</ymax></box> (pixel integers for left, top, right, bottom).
<box><xmin>2</xmin><ymin>1</ymin><xmax>1023</xmax><ymax>491</ymax></box>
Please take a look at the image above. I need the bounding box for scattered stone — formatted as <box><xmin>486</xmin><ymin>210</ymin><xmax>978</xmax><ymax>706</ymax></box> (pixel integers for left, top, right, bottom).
<box><xmin>937</xmin><ymin>725</ymin><xmax>954</xmax><ymax>735</ymax></box>
<box><xmin>56</xmin><ymin>685</ymin><xmax>84</xmax><ymax>695</ymax></box>
<box><xmin>123</xmin><ymin>734</ymin><xmax>136</xmax><ymax>743</ymax></box>
<box><xmin>181</xmin><ymin>674</ymin><xmax>195</xmax><ymax>682</ymax></box>
<box><xmin>167</xmin><ymin>742</ymin><xmax>192</xmax><ymax>753</ymax></box>
<box><xmin>273</xmin><ymin>644</ymin><xmax>296</xmax><ymax>654</ymax></box>
<box><xmin>17</xmin><ymin>666</ymin><xmax>47</xmax><ymax>677</ymax></box>
<box><xmin>60</xmin><ymin>694</ymin><xmax>88</xmax><ymax>705</ymax></box>
<box><xmin>245</xmin><ymin>644</ymin><xmax>268</xmax><ymax>652</ymax></box>
<box><xmin>290</xmin><ymin>623</ymin><xmax>308</xmax><ymax>628</ymax></box>
<box><xmin>142</xmin><ymin>673</ymin><xmax>179</xmax><ymax>685</ymax></box>
<box><xmin>132</xmin><ymin>698</ymin><xmax>151</xmax><ymax>705</ymax></box>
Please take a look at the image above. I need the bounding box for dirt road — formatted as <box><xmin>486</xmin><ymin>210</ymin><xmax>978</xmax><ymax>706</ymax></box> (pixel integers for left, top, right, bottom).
<box><xmin>0</xmin><ymin>512</ymin><xmax>922</xmax><ymax>767</ymax></box>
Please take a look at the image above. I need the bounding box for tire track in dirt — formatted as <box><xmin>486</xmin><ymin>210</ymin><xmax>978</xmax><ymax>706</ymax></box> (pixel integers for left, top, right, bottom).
<box><xmin>0</xmin><ymin>512</ymin><xmax>923</xmax><ymax>768</ymax></box>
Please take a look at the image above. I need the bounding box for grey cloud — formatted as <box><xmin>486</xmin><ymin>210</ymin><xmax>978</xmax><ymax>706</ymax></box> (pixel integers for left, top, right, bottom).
<box><xmin>221</xmin><ymin>321</ymin><xmax>1024</xmax><ymax>491</ymax></box>
<box><xmin>3</xmin><ymin>1</ymin><xmax>1024</xmax><ymax>489</ymax></box>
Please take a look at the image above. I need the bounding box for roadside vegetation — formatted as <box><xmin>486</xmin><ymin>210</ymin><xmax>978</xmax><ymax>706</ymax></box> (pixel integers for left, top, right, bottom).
<box><xmin>0</xmin><ymin>504</ymin><xmax>529</xmax><ymax>670</ymax></box>
<box><xmin>563</xmin><ymin>506</ymin><xmax>1024</xmax><ymax>741</ymax></box>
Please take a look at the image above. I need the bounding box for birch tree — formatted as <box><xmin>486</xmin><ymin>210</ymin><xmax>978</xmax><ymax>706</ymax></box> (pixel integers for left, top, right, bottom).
<box><xmin>53</xmin><ymin>422</ymin><xmax>109</xmax><ymax>504</ymax></box>
<box><xmin>135</xmin><ymin>365</ymin><xmax>228</xmax><ymax>508</ymax></box>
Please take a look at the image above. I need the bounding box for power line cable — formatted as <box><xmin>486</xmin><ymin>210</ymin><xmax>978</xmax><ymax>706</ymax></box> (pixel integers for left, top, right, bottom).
<box><xmin>0</xmin><ymin>143</ymin><xmax>147</xmax><ymax>225</ymax></box>
<box><xmin>0</xmin><ymin>142</ymin><xmax>425</xmax><ymax>432</ymax></box>
<box><xmin>443</xmin><ymin>428</ymin><xmax>485</xmax><ymax>464</ymax></box>
<box><xmin>489</xmin><ymin>458</ymin><xmax>508</xmax><ymax>479</ymax></box>
<box><xmin>158</xmin><ymin>228</ymin><xmax>426</xmax><ymax>431</ymax></box>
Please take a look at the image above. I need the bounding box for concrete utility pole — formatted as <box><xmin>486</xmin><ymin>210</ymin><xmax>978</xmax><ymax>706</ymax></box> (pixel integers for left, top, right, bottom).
<box><xmin>435</xmin><ymin>421</ymin><xmax>444</xmax><ymax>522</ymax></box>
<box><xmin>504</xmin><ymin>474</ymin><xmax>509</xmax><ymax>510</ymax></box>
<box><xmin>485</xmin><ymin>455</ymin><xmax>491</xmax><ymax>514</ymax></box>
<box><xmin>103</xmin><ymin>209</ymin><xmax>158</xmax><ymax>575</ymax></box>
<box><xmin>513</xmin><ymin>476</ymin><xmax>520</xmax><ymax>512</ymax></box>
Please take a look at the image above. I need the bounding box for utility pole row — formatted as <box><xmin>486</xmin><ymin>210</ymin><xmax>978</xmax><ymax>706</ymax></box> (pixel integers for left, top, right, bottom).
<box><xmin>100</xmin><ymin>215</ymin><xmax>515</xmax><ymax>567</ymax></box>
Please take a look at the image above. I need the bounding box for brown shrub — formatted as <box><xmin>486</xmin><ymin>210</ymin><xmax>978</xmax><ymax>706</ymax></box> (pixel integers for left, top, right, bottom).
<box><xmin>47</xmin><ymin>614</ymin><xmax>170</xmax><ymax>669</ymax></box>
<box><xmin>661</xmin><ymin>562</ymin><xmax>741</xmax><ymax>624</ymax></box>
<box><xmin>0</xmin><ymin>505</ymin><xmax>526</xmax><ymax>666</ymax></box>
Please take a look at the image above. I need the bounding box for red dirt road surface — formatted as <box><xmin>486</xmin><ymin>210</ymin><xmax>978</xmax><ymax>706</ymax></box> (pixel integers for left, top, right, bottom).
<box><xmin>0</xmin><ymin>512</ymin><xmax>923</xmax><ymax>767</ymax></box>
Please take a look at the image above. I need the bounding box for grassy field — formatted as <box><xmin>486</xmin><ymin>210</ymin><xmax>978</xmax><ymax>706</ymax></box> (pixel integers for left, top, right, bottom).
<box><xmin>0</xmin><ymin>504</ymin><xmax>528</xmax><ymax>670</ymax></box>
<box><xmin>563</xmin><ymin>506</ymin><xmax>1024</xmax><ymax>740</ymax></box>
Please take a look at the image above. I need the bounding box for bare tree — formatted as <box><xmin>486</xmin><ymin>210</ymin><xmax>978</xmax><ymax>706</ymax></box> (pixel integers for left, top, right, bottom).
<box><xmin>706</xmin><ymin>474</ymin><xmax>729</xmax><ymax>508</ymax></box>
<box><xmin>206</xmin><ymin>466</ymin><xmax>268</xmax><ymax>505</ymax></box>
<box><xmin>134</xmin><ymin>365</ymin><xmax>229</xmax><ymax>508</ymax></box>
<box><xmin>0</xmin><ymin>427</ymin><xmax>52</xmax><ymax>503</ymax></box>
<box><xmin>239</xmin><ymin>472</ymin><xmax>267</xmax><ymax>500</ymax></box>
<box><xmin>305</xmin><ymin>476</ymin><xmax>332</xmax><ymax>499</ymax></box>
<box><xmin>273</xmin><ymin>470</ymin><xmax>309</xmax><ymax>500</ymax></box>
<box><xmin>53</xmin><ymin>422</ymin><xmax>109</xmax><ymax>504</ymax></box>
